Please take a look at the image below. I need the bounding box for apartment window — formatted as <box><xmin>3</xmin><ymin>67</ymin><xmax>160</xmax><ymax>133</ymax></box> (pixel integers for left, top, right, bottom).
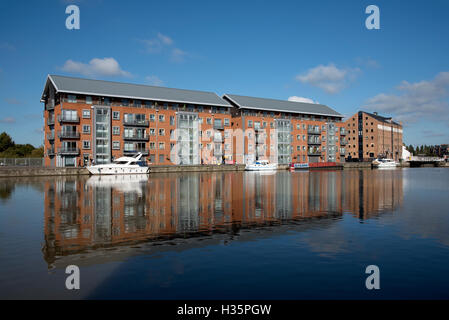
<box><xmin>303</xmin><ymin>135</ymin><xmax>306</xmax><ymax>141</ymax></box>
<box><xmin>85</xmin><ymin>96</ymin><xmax>92</xmax><ymax>104</ymax></box>
<box><xmin>296</xmin><ymin>124</ymin><xmax>300</xmax><ymax>130</ymax></box>
<box><xmin>303</xmin><ymin>146</ymin><xmax>306</xmax><ymax>151</ymax></box>
<box><xmin>270</xmin><ymin>122</ymin><xmax>274</xmax><ymax>129</ymax></box>
<box><xmin>248</xmin><ymin>144</ymin><xmax>253</xmax><ymax>151</ymax></box>
<box><xmin>150</xmin><ymin>142</ymin><xmax>155</xmax><ymax>150</ymax></box>
<box><xmin>149</xmin><ymin>114</ymin><xmax>155</xmax><ymax>122</ymax></box>
<box><xmin>158</xmin><ymin>114</ymin><xmax>165</xmax><ymax>122</ymax></box>
<box><xmin>149</xmin><ymin>128</ymin><xmax>155</xmax><ymax>136</ymax></box>
<box><xmin>82</xmin><ymin>110</ymin><xmax>91</xmax><ymax>119</ymax></box>
<box><xmin>112</xmin><ymin>141</ymin><xmax>120</xmax><ymax>150</ymax></box>
<box><xmin>159</xmin><ymin>128</ymin><xmax>165</xmax><ymax>136</ymax></box>
<box><xmin>297</xmin><ymin>135</ymin><xmax>300</xmax><ymax>141</ymax></box>
<box><xmin>224</xmin><ymin>118</ymin><xmax>230</xmax><ymax>126</ymax></box>
<box><xmin>198</xmin><ymin>118</ymin><xmax>203</xmax><ymax>124</ymax></box>
<box><xmin>103</xmin><ymin>97</ymin><xmax>111</xmax><ymax>105</ymax></box>
<box><xmin>170</xmin><ymin>116</ymin><xmax>175</xmax><ymax>125</ymax></box>
<box><xmin>67</xmin><ymin>95</ymin><xmax>77</xmax><ymax>103</ymax></box>
<box><xmin>248</xmin><ymin>120</ymin><xmax>253</xmax><ymax>127</ymax></box>
<box><xmin>82</xmin><ymin>125</ymin><xmax>90</xmax><ymax>134</ymax></box>
<box><xmin>134</xmin><ymin>100</ymin><xmax>141</xmax><ymax>107</ymax></box>
<box><xmin>121</xmin><ymin>99</ymin><xmax>129</xmax><ymax>106</ymax></box>
<box><xmin>206</xmin><ymin>131</ymin><xmax>211</xmax><ymax>138</ymax></box>
<box><xmin>206</xmin><ymin>118</ymin><xmax>212</xmax><ymax>125</ymax></box>
<box><xmin>82</xmin><ymin>141</ymin><xmax>90</xmax><ymax>149</ymax></box>
<box><xmin>225</xmin><ymin>144</ymin><xmax>230</xmax><ymax>151</ymax></box>
<box><xmin>159</xmin><ymin>154</ymin><xmax>165</xmax><ymax>163</ymax></box>
<box><xmin>112</xmin><ymin>126</ymin><xmax>120</xmax><ymax>135</ymax></box>
<box><xmin>159</xmin><ymin>142</ymin><xmax>165</xmax><ymax>150</ymax></box>
<box><xmin>207</xmin><ymin>144</ymin><xmax>212</xmax><ymax>150</ymax></box>
<box><xmin>112</xmin><ymin>111</ymin><xmax>120</xmax><ymax>120</ymax></box>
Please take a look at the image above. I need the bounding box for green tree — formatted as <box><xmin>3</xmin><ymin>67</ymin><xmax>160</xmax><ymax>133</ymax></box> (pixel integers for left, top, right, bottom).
<box><xmin>0</xmin><ymin>132</ymin><xmax>14</xmax><ymax>152</ymax></box>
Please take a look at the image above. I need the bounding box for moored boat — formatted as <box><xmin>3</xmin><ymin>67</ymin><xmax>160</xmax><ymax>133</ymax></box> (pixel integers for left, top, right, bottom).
<box><xmin>372</xmin><ymin>158</ymin><xmax>398</xmax><ymax>168</ymax></box>
<box><xmin>245</xmin><ymin>160</ymin><xmax>278</xmax><ymax>171</ymax></box>
<box><xmin>87</xmin><ymin>153</ymin><xmax>149</xmax><ymax>175</ymax></box>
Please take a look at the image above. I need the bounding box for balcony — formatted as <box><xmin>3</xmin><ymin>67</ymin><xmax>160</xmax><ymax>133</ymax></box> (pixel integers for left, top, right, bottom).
<box><xmin>340</xmin><ymin>128</ymin><xmax>347</xmax><ymax>136</ymax></box>
<box><xmin>47</xmin><ymin>132</ymin><xmax>54</xmax><ymax>141</ymax></box>
<box><xmin>308</xmin><ymin>149</ymin><xmax>321</xmax><ymax>156</ymax></box>
<box><xmin>213</xmin><ymin>123</ymin><xmax>224</xmax><ymax>130</ymax></box>
<box><xmin>58</xmin><ymin>115</ymin><xmax>79</xmax><ymax>123</ymax></box>
<box><xmin>46</xmin><ymin>103</ymin><xmax>54</xmax><ymax>111</ymax></box>
<box><xmin>47</xmin><ymin>117</ymin><xmax>55</xmax><ymax>126</ymax></box>
<box><xmin>340</xmin><ymin>149</ymin><xmax>346</xmax><ymax>155</ymax></box>
<box><xmin>213</xmin><ymin>135</ymin><xmax>224</xmax><ymax>143</ymax></box>
<box><xmin>57</xmin><ymin>147</ymin><xmax>80</xmax><ymax>155</ymax></box>
<box><xmin>307</xmin><ymin>127</ymin><xmax>321</xmax><ymax>135</ymax></box>
<box><xmin>47</xmin><ymin>147</ymin><xmax>55</xmax><ymax>156</ymax></box>
<box><xmin>340</xmin><ymin>139</ymin><xmax>348</xmax><ymax>146</ymax></box>
<box><xmin>124</xmin><ymin>134</ymin><xmax>149</xmax><ymax>141</ymax></box>
<box><xmin>254</xmin><ymin>126</ymin><xmax>265</xmax><ymax>132</ymax></box>
<box><xmin>123</xmin><ymin>119</ymin><xmax>149</xmax><ymax>127</ymax></box>
<box><xmin>124</xmin><ymin>149</ymin><xmax>149</xmax><ymax>155</ymax></box>
<box><xmin>213</xmin><ymin>149</ymin><xmax>223</xmax><ymax>156</ymax></box>
<box><xmin>58</xmin><ymin>131</ymin><xmax>80</xmax><ymax>139</ymax></box>
<box><xmin>307</xmin><ymin>138</ymin><xmax>321</xmax><ymax>145</ymax></box>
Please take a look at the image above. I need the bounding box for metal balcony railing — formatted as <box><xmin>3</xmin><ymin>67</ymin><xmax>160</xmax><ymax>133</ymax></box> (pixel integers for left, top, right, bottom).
<box><xmin>340</xmin><ymin>139</ymin><xmax>348</xmax><ymax>145</ymax></box>
<box><xmin>47</xmin><ymin>117</ymin><xmax>55</xmax><ymax>126</ymax></box>
<box><xmin>124</xmin><ymin>149</ymin><xmax>149</xmax><ymax>155</ymax></box>
<box><xmin>213</xmin><ymin>123</ymin><xmax>224</xmax><ymax>130</ymax></box>
<box><xmin>308</xmin><ymin>149</ymin><xmax>321</xmax><ymax>156</ymax></box>
<box><xmin>124</xmin><ymin>134</ymin><xmax>149</xmax><ymax>141</ymax></box>
<box><xmin>58</xmin><ymin>131</ymin><xmax>80</xmax><ymax>139</ymax></box>
<box><xmin>340</xmin><ymin>128</ymin><xmax>347</xmax><ymax>135</ymax></box>
<box><xmin>213</xmin><ymin>136</ymin><xmax>224</xmax><ymax>143</ymax></box>
<box><xmin>58</xmin><ymin>115</ymin><xmax>79</xmax><ymax>123</ymax></box>
<box><xmin>123</xmin><ymin>119</ymin><xmax>149</xmax><ymax>127</ymax></box>
<box><xmin>47</xmin><ymin>132</ymin><xmax>54</xmax><ymax>141</ymax></box>
<box><xmin>47</xmin><ymin>147</ymin><xmax>55</xmax><ymax>156</ymax></box>
<box><xmin>46</xmin><ymin>103</ymin><xmax>54</xmax><ymax>111</ymax></box>
<box><xmin>307</xmin><ymin>127</ymin><xmax>321</xmax><ymax>135</ymax></box>
<box><xmin>57</xmin><ymin>147</ymin><xmax>80</xmax><ymax>155</ymax></box>
<box><xmin>307</xmin><ymin>138</ymin><xmax>321</xmax><ymax>145</ymax></box>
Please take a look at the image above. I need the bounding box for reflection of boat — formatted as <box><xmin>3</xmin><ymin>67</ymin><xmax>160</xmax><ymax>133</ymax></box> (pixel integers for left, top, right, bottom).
<box><xmin>86</xmin><ymin>174</ymin><xmax>148</xmax><ymax>194</ymax></box>
<box><xmin>245</xmin><ymin>160</ymin><xmax>278</xmax><ymax>171</ymax></box>
<box><xmin>372</xmin><ymin>158</ymin><xmax>398</xmax><ymax>168</ymax></box>
<box><xmin>87</xmin><ymin>153</ymin><xmax>149</xmax><ymax>175</ymax></box>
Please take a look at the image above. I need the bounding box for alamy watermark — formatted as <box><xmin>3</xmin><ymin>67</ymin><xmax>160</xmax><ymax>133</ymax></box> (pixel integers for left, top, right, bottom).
<box><xmin>365</xmin><ymin>265</ymin><xmax>380</xmax><ymax>290</ymax></box>
<box><xmin>65</xmin><ymin>265</ymin><xmax>80</xmax><ymax>290</ymax></box>
<box><xmin>65</xmin><ymin>5</ymin><xmax>80</xmax><ymax>30</ymax></box>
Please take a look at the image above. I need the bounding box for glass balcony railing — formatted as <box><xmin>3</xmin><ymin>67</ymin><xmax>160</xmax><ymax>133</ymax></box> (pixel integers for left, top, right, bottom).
<box><xmin>123</xmin><ymin>119</ymin><xmax>149</xmax><ymax>127</ymax></box>
<box><xmin>57</xmin><ymin>147</ymin><xmax>80</xmax><ymax>155</ymax></box>
<box><xmin>124</xmin><ymin>134</ymin><xmax>149</xmax><ymax>141</ymax></box>
<box><xmin>58</xmin><ymin>131</ymin><xmax>80</xmax><ymax>139</ymax></box>
<box><xmin>58</xmin><ymin>115</ymin><xmax>79</xmax><ymax>123</ymax></box>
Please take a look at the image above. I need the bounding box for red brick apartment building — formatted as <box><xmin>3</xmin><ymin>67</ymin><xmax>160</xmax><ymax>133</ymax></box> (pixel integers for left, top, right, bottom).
<box><xmin>41</xmin><ymin>75</ymin><xmax>345</xmax><ymax>167</ymax></box>
<box><xmin>344</xmin><ymin>111</ymin><xmax>403</xmax><ymax>161</ymax></box>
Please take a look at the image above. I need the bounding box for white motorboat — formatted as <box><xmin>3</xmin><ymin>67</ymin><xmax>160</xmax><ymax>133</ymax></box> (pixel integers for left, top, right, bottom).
<box><xmin>372</xmin><ymin>158</ymin><xmax>398</xmax><ymax>168</ymax></box>
<box><xmin>245</xmin><ymin>160</ymin><xmax>278</xmax><ymax>171</ymax></box>
<box><xmin>87</xmin><ymin>153</ymin><xmax>149</xmax><ymax>175</ymax></box>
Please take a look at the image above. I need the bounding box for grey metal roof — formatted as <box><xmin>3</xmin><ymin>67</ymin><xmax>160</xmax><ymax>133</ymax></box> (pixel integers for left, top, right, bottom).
<box><xmin>43</xmin><ymin>75</ymin><xmax>232</xmax><ymax>107</ymax></box>
<box><xmin>223</xmin><ymin>94</ymin><xmax>343</xmax><ymax>118</ymax></box>
<box><xmin>361</xmin><ymin>111</ymin><xmax>401</xmax><ymax>126</ymax></box>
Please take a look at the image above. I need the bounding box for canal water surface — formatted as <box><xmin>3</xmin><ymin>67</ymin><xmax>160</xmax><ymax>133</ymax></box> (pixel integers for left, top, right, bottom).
<box><xmin>0</xmin><ymin>168</ymin><xmax>448</xmax><ymax>299</ymax></box>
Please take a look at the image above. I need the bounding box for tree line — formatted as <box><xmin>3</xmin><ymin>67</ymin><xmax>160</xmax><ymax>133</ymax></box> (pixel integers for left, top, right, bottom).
<box><xmin>405</xmin><ymin>144</ymin><xmax>448</xmax><ymax>157</ymax></box>
<box><xmin>0</xmin><ymin>132</ymin><xmax>44</xmax><ymax>158</ymax></box>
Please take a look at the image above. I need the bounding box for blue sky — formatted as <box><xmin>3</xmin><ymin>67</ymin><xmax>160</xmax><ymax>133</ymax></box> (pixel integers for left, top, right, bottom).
<box><xmin>0</xmin><ymin>0</ymin><xmax>448</xmax><ymax>146</ymax></box>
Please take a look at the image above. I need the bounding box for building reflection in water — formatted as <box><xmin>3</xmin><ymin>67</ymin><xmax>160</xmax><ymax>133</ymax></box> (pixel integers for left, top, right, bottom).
<box><xmin>43</xmin><ymin>169</ymin><xmax>403</xmax><ymax>266</ymax></box>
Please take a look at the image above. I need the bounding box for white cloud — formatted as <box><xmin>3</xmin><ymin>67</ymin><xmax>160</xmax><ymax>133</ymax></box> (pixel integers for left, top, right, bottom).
<box><xmin>296</xmin><ymin>63</ymin><xmax>360</xmax><ymax>94</ymax></box>
<box><xmin>145</xmin><ymin>75</ymin><xmax>164</xmax><ymax>86</ymax></box>
<box><xmin>140</xmin><ymin>33</ymin><xmax>188</xmax><ymax>62</ymax></box>
<box><xmin>157</xmin><ymin>33</ymin><xmax>173</xmax><ymax>45</ymax></box>
<box><xmin>171</xmin><ymin>48</ymin><xmax>187</xmax><ymax>62</ymax></box>
<box><xmin>61</xmin><ymin>57</ymin><xmax>131</xmax><ymax>77</ymax></box>
<box><xmin>0</xmin><ymin>117</ymin><xmax>15</xmax><ymax>124</ymax></box>
<box><xmin>365</xmin><ymin>71</ymin><xmax>449</xmax><ymax>123</ymax></box>
<box><xmin>288</xmin><ymin>96</ymin><xmax>318</xmax><ymax>104</ymax></box>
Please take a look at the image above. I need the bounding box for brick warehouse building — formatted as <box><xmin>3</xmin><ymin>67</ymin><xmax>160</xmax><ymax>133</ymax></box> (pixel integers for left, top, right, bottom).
<box><xmin>41</xmin><ymin>75</ymin><xmax>345</xmax><ymax>167</ymax></box>
<box><xmin>344</xmin><ymin>111</ymin><xmax>403</xmax><ymax>162</ymax></box>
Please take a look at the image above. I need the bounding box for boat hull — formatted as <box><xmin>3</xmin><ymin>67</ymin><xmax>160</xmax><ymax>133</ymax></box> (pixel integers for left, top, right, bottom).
<box><xmin>87</xmin><ymin>165</ymin><xmax>149</xmax><ymax>175</ymax></box>
<box><xmin>245</xmin><ymin>164</ymin><xmax>278</xmax><ymax>171</ymax></box>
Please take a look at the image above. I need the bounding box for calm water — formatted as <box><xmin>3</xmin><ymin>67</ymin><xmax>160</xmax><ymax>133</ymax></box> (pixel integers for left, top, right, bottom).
<box><xmin>0</xmin><ymin>168</ymin><xmax>448</xmax><ymax>299</ymax></box>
